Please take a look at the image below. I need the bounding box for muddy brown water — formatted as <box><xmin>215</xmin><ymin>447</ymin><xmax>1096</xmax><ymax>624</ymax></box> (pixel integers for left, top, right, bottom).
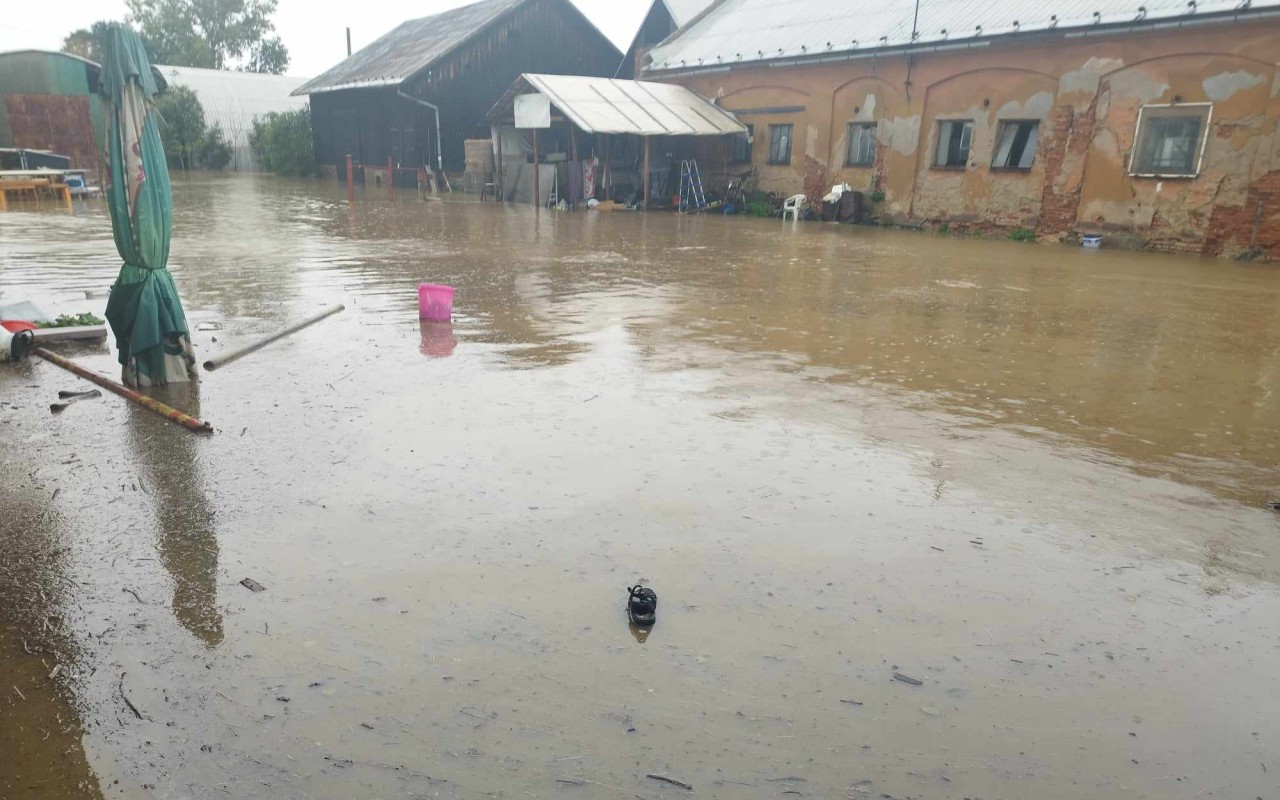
<box><xmin>2</xmin><ymin>174</ymin><xmax>1278</xmax><ymax>800</ymax></box>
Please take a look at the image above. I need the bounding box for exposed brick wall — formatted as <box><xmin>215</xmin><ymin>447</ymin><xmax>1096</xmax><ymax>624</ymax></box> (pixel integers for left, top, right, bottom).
<box><xmin>1037</xmin><ymin>98</ymin><xmax>1096</xmax><ymax>236</ymax></box>
<box><xmin>1205</xmin><ymin>171</ymin><xmax>1280</xmax><ymax>259</ymax></box>
<box><xmin>803</xmin><ymin>155</ymin><xmax>827</xmax><ymax>205</ymax></box>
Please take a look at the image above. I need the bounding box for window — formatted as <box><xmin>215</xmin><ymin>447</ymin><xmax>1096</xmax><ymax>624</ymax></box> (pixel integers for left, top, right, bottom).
<box><xmin>934</xmin><ymin>120</ymin><xmax>973</xmax><ymax>168</ymax></box>
<box><xmin>992</xmin><ymin>121</ymin><xmax>1039</xmax><ymax>169</ymax></box>
<box><xmin>846</xmin><ymin>122</ymin><xmax>877</xmax><ymax>166</ymax></box>
<box><xmin>1130</xmin><ymin>104</ymin><xmax>1211</xmax><ymax>177</ymax></box>
<box><xmin>732</xmin><ymin>124</ymin><xmax>753</xmax><ymax>164</ymax></box>
<box><xmin>768</xmin><ymin>124</ymin><xmax>793</xmax><ymax>165</ymax></box>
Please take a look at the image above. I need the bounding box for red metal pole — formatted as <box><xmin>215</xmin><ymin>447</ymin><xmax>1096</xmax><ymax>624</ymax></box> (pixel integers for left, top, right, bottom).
<box><xmin>34</xmin><ymin>348</ymin><xmax>212</xmax><ymax>433</ymax></box>
<box><xmin>346</xmin><ymin>153</ymin><xmax>355</xmax><ymax>204</ymax></box>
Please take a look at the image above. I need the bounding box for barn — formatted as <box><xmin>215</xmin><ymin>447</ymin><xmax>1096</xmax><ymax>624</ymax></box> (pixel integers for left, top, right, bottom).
<box><xmin>293</xmin><ymin>0</ymin><xmax>622</xmax><ymax>185</ymax></box>
<box><xmin>0</xmin><ymin>49</ymin><xmax>168</xmax><ymax>174</ymax></box>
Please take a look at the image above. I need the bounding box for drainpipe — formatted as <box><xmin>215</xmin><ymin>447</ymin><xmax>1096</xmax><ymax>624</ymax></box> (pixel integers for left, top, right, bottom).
<box><xmin>396</xmin><ymin>88</ymin><xmax>444</xmax><ymax>174</ymax></box>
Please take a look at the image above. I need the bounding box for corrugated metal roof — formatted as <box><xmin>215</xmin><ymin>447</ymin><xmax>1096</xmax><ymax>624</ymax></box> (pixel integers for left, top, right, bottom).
<box><xmin>489</xmin><ymin>73</ymin><xmax>746</xmax><ymax>135</ymax></box>
<box><xmin>293</xmin><ymin>0</ymin><xmax>527</xmax><ymax>95</ymax></box>
<box><xmin>662</xmin><ymin>0</ymin><xmax>717</xmax><ymax>27</ymax></box>
<box><xmin>646</xmin><ymin>0</ymin><xmax>1280</xmax><ymax>72</ymax></box>
<box><xmin>160</xmin><ymin>66</ymin><xmax>310</xmax><ymax>170</ymax></box>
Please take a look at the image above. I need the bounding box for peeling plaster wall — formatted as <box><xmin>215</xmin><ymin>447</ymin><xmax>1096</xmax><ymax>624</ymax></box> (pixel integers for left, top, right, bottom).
<box><xmin>664</xmin><ymin>18</ymin><xmax>1280</xmax><ymax>259</ymax></box>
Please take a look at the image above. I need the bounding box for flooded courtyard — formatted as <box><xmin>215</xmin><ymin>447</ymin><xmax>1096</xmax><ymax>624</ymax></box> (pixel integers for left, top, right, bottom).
<box><xmin>2</xmin><ymin>173</ymin><xmax>1279</xmax><ymax>800</ymax></box>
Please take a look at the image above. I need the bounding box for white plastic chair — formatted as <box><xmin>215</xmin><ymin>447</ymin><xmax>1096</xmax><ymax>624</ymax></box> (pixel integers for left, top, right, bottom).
<box><xmin>781</xmin><ymin>193</ymin><xmax>807</xmax><ymax>221</ymax></box>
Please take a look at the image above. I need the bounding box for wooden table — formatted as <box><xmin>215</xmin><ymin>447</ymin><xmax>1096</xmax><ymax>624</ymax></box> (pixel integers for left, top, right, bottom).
<box><xmin>0</xmin><ymin>177</ymin><xmax>72</xmax><ymax>210</ymax></box>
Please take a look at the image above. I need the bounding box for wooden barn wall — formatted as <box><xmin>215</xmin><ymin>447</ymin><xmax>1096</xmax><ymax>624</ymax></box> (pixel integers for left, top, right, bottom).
<box><xmin>623</xmin><ymin>2</ymin><xmax>676</xmax><ymax>79</ymax></box>
<box><xmin>311</xmin><ymin>0</ymin><xmax>621</xmax><ymax>173</ymax></box>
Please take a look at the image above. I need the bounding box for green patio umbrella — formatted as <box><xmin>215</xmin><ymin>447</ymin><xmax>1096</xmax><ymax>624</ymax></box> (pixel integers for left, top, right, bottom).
<box><xmin>100</xmin><ymin>24</ymin><xmax>197</xmax><ymax>387</ymax></box>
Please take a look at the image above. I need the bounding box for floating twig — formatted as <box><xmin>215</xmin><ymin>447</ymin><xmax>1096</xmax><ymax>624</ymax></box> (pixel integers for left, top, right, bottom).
<box><xmin>646</xmin><ymin>774</ymin><xmax>693</xmax><ymax>790</ymax></box>
<box><xmin>48</xmin><ymin>664</ymin><xmax>62</xmax><ymax>680</ymax></box>
<box><xmin>12</xmin><ymin>685</ymin><xmax>26</xmax><ymax>702</ymax></box>
<box><xmin>122</xmin><ymin>588</ymin><xmax>144</xmax><ymax>603</ymax></box>
<box><xmin>893</xmin><ymin>672</ymin><xmax>924</xmax><ymax>686</ymax></box>
<box><xmin>119</xmin><ymin>672</ymin><xmax>143</xmax><ymax>720</ymax></box>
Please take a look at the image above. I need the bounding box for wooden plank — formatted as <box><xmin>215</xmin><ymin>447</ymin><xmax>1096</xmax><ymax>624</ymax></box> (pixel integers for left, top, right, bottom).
<box><xmin>31</xmin><ymin>325</ymin><xmax>108</xmax><ymax>343</ymax></box>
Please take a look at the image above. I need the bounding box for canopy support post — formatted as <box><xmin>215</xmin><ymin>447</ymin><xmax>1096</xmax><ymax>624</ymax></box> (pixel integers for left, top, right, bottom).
<box><xmin>642</xmin><ymin>135</ymin><xmax>650</xmax><ymax>211</ymax></box>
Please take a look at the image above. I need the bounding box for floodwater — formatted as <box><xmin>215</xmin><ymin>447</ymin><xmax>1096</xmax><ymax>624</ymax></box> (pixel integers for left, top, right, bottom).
<box><xmin>2</xmin><ymin>173</ymin><xmax>1278</xmax><ymax>800</ymax></box>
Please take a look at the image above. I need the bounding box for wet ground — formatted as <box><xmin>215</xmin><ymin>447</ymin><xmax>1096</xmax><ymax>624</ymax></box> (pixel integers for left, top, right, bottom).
<box><xmin>2</xmin><ymin>173</ymin><xmax>1278</xmax><ymax>800</ymax></box>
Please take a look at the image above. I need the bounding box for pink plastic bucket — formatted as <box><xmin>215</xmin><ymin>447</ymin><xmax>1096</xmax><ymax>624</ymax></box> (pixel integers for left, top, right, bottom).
<box><xmin>418</xmin><ymin>283</ymin><xmax>455</xmax><ymax>321</ymax></box>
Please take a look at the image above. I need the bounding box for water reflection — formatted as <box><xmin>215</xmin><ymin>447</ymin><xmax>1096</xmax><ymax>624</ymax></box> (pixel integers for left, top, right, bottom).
<box><xmin>125</xmin><ymin>384</ymin><xmax>222</xmax><ymax>647</ymax></box>
<box><xmin>418</xmin><ymin>321</ymin><xmax>457</xmax><ymax>357</ymax></box>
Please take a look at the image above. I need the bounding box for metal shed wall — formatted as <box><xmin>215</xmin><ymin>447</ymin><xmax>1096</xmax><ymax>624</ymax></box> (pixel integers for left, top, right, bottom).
<box><xmin>0</xmin><ymin>51</ymin><xmax>104</xmax><ymax>170</ymax></box>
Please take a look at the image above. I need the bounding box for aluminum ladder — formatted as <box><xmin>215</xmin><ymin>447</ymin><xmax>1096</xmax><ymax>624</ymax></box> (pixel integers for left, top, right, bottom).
<box><xmin>678</xmin><ymin>160</ymin><xmax>708</xmax><ymax>212</ymax></box>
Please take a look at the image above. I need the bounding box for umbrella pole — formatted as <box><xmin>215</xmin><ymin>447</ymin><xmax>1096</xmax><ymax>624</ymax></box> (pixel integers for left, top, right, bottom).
<box><xmin>34</xmin><ymin>347</ymin><xmax>213</xmax><ymax>433</ymax></box>
<box><xmin>203</xmin><ymin>304</ymin><xmax>345</xmax><ymax>372</ymax></box>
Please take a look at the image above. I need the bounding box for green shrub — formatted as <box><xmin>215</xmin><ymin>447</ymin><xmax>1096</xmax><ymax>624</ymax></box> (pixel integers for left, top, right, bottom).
<box><xmin>196</xmin><ymin>124</ymin><xmax>233</xmax><ymax>170</ymax></box>
<box><xmin>744</xmin><ymin>190</ymin><xmax>773</xmax><ymax>217</ymax></box>
<box><xmin>937</xmin><ymin>222</ymin><xmax>950</xmax><ymax>235</ymax></box>
<box><xmin>869</xmin><ymin>190</ymin><xmax>886</xmax><ymax>203</ymax></box>
<box><xmin>250</xmin><ymin>107</ymin><xmax>317</xmax><ymax>177</ymax></box>
<box><xmin>1008</xmin><ymin>227</ymin><xmax>1037</xmax><ymax>242</ymax></box>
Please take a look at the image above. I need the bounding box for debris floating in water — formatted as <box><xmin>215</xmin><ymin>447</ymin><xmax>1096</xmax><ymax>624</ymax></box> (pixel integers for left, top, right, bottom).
<box><xmin>240</xmin><ymin>578</ymin><xmax>267</xmax><ymax>593</ymax></box>
<box><xmin>646</xmin><ymin>774</ymin><xmax>693</xmax><ymax>791</ymax></box>
<box><xmin>893</xmin><ymin>672</ymin><xmax>924</xmax><ymax>686</ymax></box>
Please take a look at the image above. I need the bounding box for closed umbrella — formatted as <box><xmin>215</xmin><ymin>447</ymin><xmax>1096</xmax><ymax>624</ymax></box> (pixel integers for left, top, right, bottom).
<box><xmin>100</xmin><ymin>24</ymin><xmax>197</xmax><ymax>387</ymax></box>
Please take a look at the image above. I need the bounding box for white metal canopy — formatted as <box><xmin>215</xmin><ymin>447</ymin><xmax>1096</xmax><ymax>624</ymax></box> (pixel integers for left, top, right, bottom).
<box><xmin>492</xmin><ymin>73</ymin><xmax>746</xmax><ymax>137</ymax></box>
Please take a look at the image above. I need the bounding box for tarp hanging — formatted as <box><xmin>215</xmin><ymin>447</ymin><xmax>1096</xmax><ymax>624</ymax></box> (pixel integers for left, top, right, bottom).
<box><xmin>99</xmin><ymin>24</ymin><xmax>197</xmax><ymax>387</ymax></box>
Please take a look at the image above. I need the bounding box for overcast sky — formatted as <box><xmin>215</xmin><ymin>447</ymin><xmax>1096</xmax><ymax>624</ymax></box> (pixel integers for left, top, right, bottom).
<box><xmin>0</xmin><ymin>0</ymin><xmax>648</xmax><ymax>77</ymax></box>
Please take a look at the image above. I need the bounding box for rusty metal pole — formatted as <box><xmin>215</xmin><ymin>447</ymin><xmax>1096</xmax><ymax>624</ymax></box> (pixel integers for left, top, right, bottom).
<box><xmin>642</xmin><ymin>135</ymin><xmax>650</xmax><ymax>211</ymax></box>
<box><xmin>569</xmin><ymin>124</ymin><xmax>579</xmax><ymax>210</ymax></box>
<box><xmin>533</xmin><ymin>129</ymin><xmax>540</xmax><ymax>209</ymax></box>
<box><xmin>346</xmin><ymin>153</ymin><xmax>354</xmax><ymax>204</ymax></box>
<box><xmin>34</xmin><ymin>348</ymin><xmax>212</xmax><ymax>433</ymax></box>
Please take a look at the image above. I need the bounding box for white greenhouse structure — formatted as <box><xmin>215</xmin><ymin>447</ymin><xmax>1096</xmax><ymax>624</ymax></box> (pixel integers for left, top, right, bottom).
<box><xmin>157</xmin><ymin>66</ymin><xmax>310</xmax><ymax>171</ymax></box>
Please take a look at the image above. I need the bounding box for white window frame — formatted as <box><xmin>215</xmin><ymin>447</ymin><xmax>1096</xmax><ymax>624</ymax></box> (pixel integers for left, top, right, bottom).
<box><xmin>845</xmin><ymin>122</ymin><xmax>877</xmax><ymax>167</ymax></box>
<box><xmin>1128</xmin><ymin>102</ymin><xmax>1213</xmax><ymax>179</ymax></box>
<box><xmin>991</xmin><ymin>120</ymin><xmax>1040</xmax><ymax>170</ymax></box>
<box><xmin>933</xmin><ymin>119</ymin><xmax>973</xmax><ymax>168</ymax></box>
<box><xmin>768</xmin><ymin>123</ymin><xmax>793</xmax><ymax>166</ymax></box>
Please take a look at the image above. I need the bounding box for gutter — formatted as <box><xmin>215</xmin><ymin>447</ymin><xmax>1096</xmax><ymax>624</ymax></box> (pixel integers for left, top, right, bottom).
<box><xmin>397</xmin><ymin>88</ymin><xmax>445</xmax><ymax>173</ymax></box>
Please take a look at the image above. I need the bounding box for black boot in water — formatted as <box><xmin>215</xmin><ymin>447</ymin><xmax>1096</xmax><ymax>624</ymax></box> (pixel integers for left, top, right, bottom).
<box><xmin>627</xmin><ymin>585</ymin><xmax>657</xmax><ymax>627</ymax></box>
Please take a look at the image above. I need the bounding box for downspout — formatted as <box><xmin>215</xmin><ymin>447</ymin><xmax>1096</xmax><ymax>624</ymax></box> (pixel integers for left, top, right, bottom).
<box><xmin>397</xmin><ymin>88</ymin><xmax>444</xmax><ymax>173</ymax></box>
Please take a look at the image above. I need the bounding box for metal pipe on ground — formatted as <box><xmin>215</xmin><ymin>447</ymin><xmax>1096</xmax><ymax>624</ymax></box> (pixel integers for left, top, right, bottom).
<box><xmin>34</xmin><ymin>348</ymin><xmax>212</xmax><ymax>433</ymax></box>
<box><xmin>203</xmin><ymin>304</ymin><xmax>345</xmax><ymax>372</ymax></box>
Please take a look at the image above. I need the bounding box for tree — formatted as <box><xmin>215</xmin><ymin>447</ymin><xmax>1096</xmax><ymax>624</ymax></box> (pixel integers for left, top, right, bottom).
<box><xmin>246</xmin><ymin>35</ymin><xmax>289</xmax><ymax>74</ymax></box>
<box><xmin>125</xmin><ymin>0</ymin><xmax>288</xmax><ymax>73</ymax></box>
<box><xmin>155</xmin><ymin>86</ymin><xmax>236</xmax><ymax>170</ymax></box>
<box><xmin>249</xmin><ymin>107</ymin><xmax>316</xmax><ymax>177</ymax></box>
<box><xmin>196</xmin><ymin>124</ymin><xmax>234</xmax><ymax>170</ymax></box>
<box><xmin>155</xmin><ymin>86</ymin><xmax>208</xmax><ymax>170</ymax></box>
<box><xmin>61</xmin><ymin>21</ymin><xmax>114</xmax><ymax>63</ymax></box>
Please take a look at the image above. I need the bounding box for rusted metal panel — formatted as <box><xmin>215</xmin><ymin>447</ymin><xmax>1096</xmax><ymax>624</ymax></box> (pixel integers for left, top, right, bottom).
<box><xmin>2</xmin><ymin>94</ymin><xmax>97</xmax><ymax>171</ymax></box>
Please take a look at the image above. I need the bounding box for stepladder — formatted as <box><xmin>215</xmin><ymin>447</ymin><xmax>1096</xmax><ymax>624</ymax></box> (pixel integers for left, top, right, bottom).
<box><xmin>678</xmin><ymin>160</ymin><xmax>708</xmax><ymax>212</ymax></box>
